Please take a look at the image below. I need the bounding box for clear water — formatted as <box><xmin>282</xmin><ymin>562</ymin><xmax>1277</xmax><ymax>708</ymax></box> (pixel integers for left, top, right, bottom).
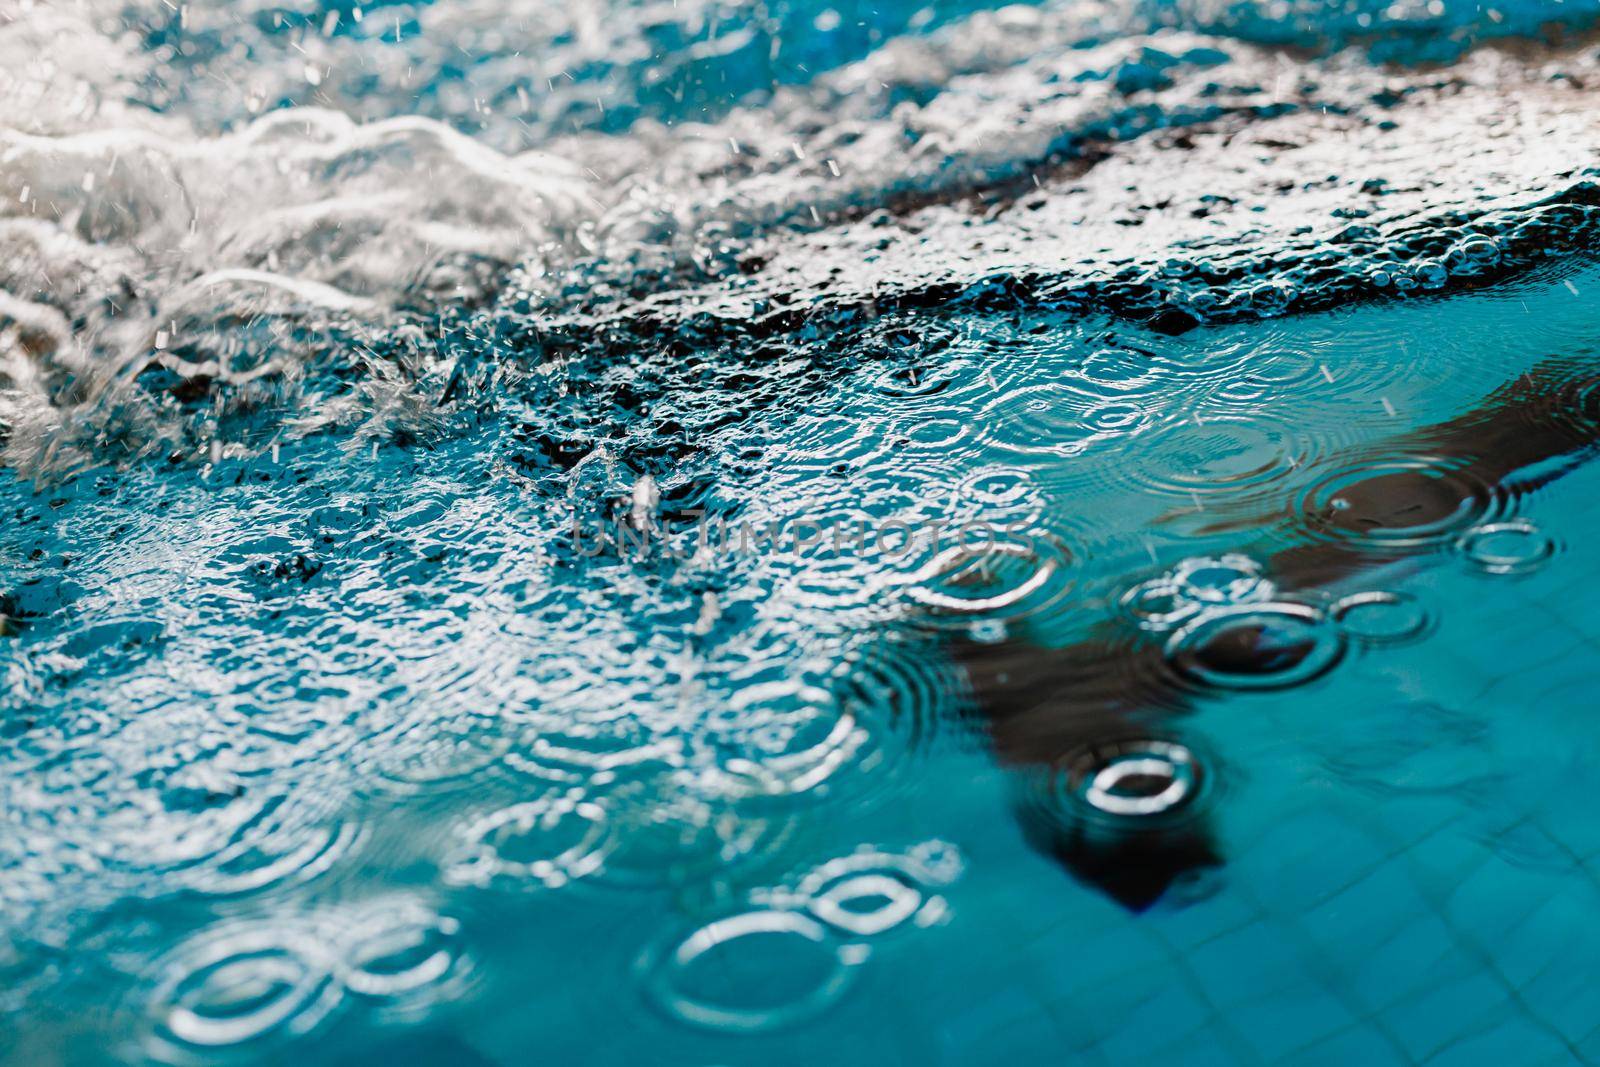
<box><xmin>6</xmin><ymin>1</ymin><xmax>1600</xmax><ymax>1063</ymax></box>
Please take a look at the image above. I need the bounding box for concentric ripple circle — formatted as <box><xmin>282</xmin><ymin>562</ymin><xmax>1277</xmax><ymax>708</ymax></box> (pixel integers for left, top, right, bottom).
<box><xmin>837</xmin><ymin>637</ymin><xmax>961</xmax><ymax>760</ymax></box>
<box><xmin>444</xmin><ymin>792</ymin><xmax>611</xmax><ymax>890</ymax></box>
<box><xmin>807</xmin><ymin>873</ymin><xmax>924</xmax><ymax>937</ymax></box>
<box><xmin>1131</xmin><ymin>414</ymin><xmax>1313</xmax><ymax>499</ymax></box>
<box><xmin>1456</xmin><ymin>520</ymin><xmax>1558</xmax><ymax>575</ymax></box>
<box><xmin>641</xmin><ymin>910</ymin><xmax>867</xmax><ymax>1033</ymax></box>
<box><xmin>1167</xmin><ymin>602</ymin><xmax>1346</xmax><ymax>690</ymax></box>
<box><xmin>1331</xmin><ymin>590</ymin><xmax>1433</xmax><ymax>643</ymax></box>
<box><xmin>983</xmin><ymin>382</ymin><xmax>1153</xmax><ymax>458</ymax></box>
<box><xmin>1119</xmin><ymin>555</ymin><xmax>1273</xmax><ymax>632</ymax></box>
<box><xmin>338</xmin><ymin>901</ymin><xmax>471</xmax><ymax>1016</ymax></box>
<box><xmin>797</xmin><ymin>842</ymin><xmax>964</xmax><ymax>938</ymax></box>
<box><xmin>1079</xmin><ymin>741</ymin><xmax>1202</xmax><ymax>819</ymax></box>
<box><xmin>898</xmin><ymin>532</ymin><xmax>1077</xmax><ymax>629</ymax></box>
<box><xmin>867</xmin><ymin>358</ymin><xmax>967</xmax><ymax>401</ymax></box>
<box><xmin>146</xmin><ymin>925</ymin><xmax>342</xmax><ymax>1060</ymax></box>
<box><xmin>707</xmin><ymin>679</ymin><xmax>870</xmax><ymax>799</ymax></box>
<box><xmin>588</xmin><ymin>775</ymin><xmax>800</xmax><ymax>890</ymax></box>
<box><xmin>1024</xmin><ymin>737</ymin><xmax>1214</xmax><ymax>834</ymax></box>
<box><xmin>1295</xmin><ymin>457</ymin><xmax>1506</xmax><ymax>549</ymax></box>
<box><xmin>950</xmin><ymin>464</ymin><xmax>1046</xmax><ymax>527</ymax></box>
<box><xmin>364</xmin><ymin>711</ymin><xmax>514</xmax><ymax>795</ymax></box>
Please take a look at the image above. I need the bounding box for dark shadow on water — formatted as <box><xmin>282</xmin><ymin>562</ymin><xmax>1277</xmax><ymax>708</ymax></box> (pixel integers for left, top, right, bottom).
<box><xmin>947</xmin><ymin>357</ymin><xmax>1600</xmax><ymax>910</ymax></box>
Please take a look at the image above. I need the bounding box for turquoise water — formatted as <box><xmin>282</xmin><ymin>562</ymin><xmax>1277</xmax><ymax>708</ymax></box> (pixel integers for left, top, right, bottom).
<box><xmin>7</xmin><ymin>1</ymin><xmax>1600</xmax><ymax>1063</ymax></box>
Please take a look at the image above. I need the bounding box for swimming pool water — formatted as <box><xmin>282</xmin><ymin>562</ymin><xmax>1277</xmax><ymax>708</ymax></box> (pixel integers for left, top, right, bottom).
<box><xmin>6</xmin><ymin>1</ymin><xmax>1600</xmax><ymax>1063</ymax></box>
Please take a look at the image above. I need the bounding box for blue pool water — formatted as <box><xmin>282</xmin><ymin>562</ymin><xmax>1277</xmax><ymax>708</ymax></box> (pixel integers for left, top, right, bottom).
<box><xmin>6</xmin><ymin>1</ymin><xmax>1600</xmax><ymax>1063</ymax></box>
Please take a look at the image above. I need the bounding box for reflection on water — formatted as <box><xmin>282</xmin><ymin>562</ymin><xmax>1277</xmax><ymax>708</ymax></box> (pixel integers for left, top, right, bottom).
<box><xmin>8</xmin><ymin>0</ymin><xmax>1600</xmax><ymax>1063</ymax></box>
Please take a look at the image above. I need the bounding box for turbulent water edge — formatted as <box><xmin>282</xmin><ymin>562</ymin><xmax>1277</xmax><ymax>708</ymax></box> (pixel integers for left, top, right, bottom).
<box><xmin>3</xmin><ymin>0</ymin><xmax>1600</xmax><ymax>473</ymax></box>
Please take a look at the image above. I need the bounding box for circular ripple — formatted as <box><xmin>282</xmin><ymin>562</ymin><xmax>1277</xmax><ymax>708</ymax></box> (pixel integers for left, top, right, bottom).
<box><xmin>1023</xmin><ymin>737</ymin><xmax>1214</xmax><ymax>835</ymax></box>
<box><xmin>1456</xmin><ymin>520</ymin><xmax>1558</xmax><ymax>575</ymax></box>
<box><xmin>952</xmin><ymin>464</ymin><xmax>1043</xmax><ymax>513</ymax></box>
<box><xmin>146</xmin><ymin>924</ymin><xmax>342</xmax><ymax>1060</ymax></box>
<box><xmin>181</xmin><ymin>818</ymin><xmax>363</xmax><ymax>899</ymax></box>
<box><xmin>1171</xmin><ymin>554</ymin><xmax>1273</xmax><ymax>605</ymax></box>
<box><xmin>898</xmin><ymin>532</ymin><xmax>1076</xmax><ymax>628</ymax></box>
<box><xmin>1131</xmin><ymin>414</ymin><xmax>1312</xmax><ymax>499</ymax></box>
<box><xmin>807</xmin><ymin>873</ymin><xmax>923</xmax><ymax>937</ymax></box>
<box><xmin>893</xmin><ymin>411</ymin><xmax>977</xmax><ymax>453</ymax></box>
<box><xmin>867</xmin><ymin>359</ymin><xmax>966</xmax><ymax>401</ymax></box>
<box><xmin>1120</xmin><ymin>555</ymin><xmax>1273</xmax><ymax>632</ymax></box>
<box><xmin>444</xmin><ymin>792</ymin><xmax>611</xmax><ymax>890</ymax></box>
<box><xmin>364</xmin><ymin>711</ymin><xmax>513</xmax><ymax>796</ymax></box>
<box><xmin>1168</xmin><ymin>602</ymin><xmax>1346</xmax><ymax>691</ymax></box>
<box><xmin>1076</xmin><ymin>343</ymin><xmax>1172</xmax><ymax>397</ymax></box>
<box><xmin>588</xmin><ymin>771</ymin><xmax>801</xmax><ymax>890</ymax></box>
<box><xmin>709</xmin><ymin>680</ymin><xmax>869</xmax><ymax>799</ymax></box>
<box><xmin>983</xmin><ymin>383</ymin><xmax>1153</xmax><ymax>458</ymax></box>
<box><xmin>1079</xmin><ymin>741</ymin><xmax>1200</xmax><ymax>818</ymax></box>
<box><xmin>105</xmin><ymin>786</ymin><xmax>358</xmax><ymax>903</ymax></box>
<box><xmin>1531</xmin><ymin>370</ymin><xmax>1600</xmax><ymax>441</ymax></box>
<box><xmin>1213</xmin><ymin>346</ymin><xmax>1321</xmax><ymax>404</ymax></box>
<box><xmin>338</xmin><ymin>901</ymin><xmax>471</xmax><ymax>1018</ymax></box>
<box><xmin>838</xmin><ymin>637</ymin><xmax>960</xmax><ymax>760</ymax></box>
<box><xmin>797</xmin><ymin>842</ymin><xmax>963</xmax><ymax>938</ymax></box>
<box><xmin>641</xmin><ymin>910</ymin><xmax>867</xmax><ymax>1033</ymax></box>
<box><xmin>503</xmin><ymin>725</ymin><xmax>678</xmax><ymax>787</ymax></box>
<box><xmin>1331</xmin><ymin>590</ymin><xmax>1433</xmax><ymax>643</ymax></box>
<box><xmin>1296</xmin><ymin>457</ymin><xmax>1506</xmax><ymax>549</ymax></box>
<box><xmin>1120</xmin><ymin>578</ymin><xmax>1202</xmax><ymax>632</ymax></box>
<box><xmin>779</xmin><ymin>414</ymin><xmax>888</xmax><ymax>476</ymax></box>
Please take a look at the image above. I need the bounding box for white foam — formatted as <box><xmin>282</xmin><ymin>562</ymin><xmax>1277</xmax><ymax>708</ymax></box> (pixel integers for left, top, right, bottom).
<box><xmin>0</xmin><ymin>64</ymin><xmax>596</xmax><ymax>465</ymax></box>
<box><xmin>3</xmin><ymin>0</ymin><xmax>1599</xmax><ymax>471</ymax></box>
